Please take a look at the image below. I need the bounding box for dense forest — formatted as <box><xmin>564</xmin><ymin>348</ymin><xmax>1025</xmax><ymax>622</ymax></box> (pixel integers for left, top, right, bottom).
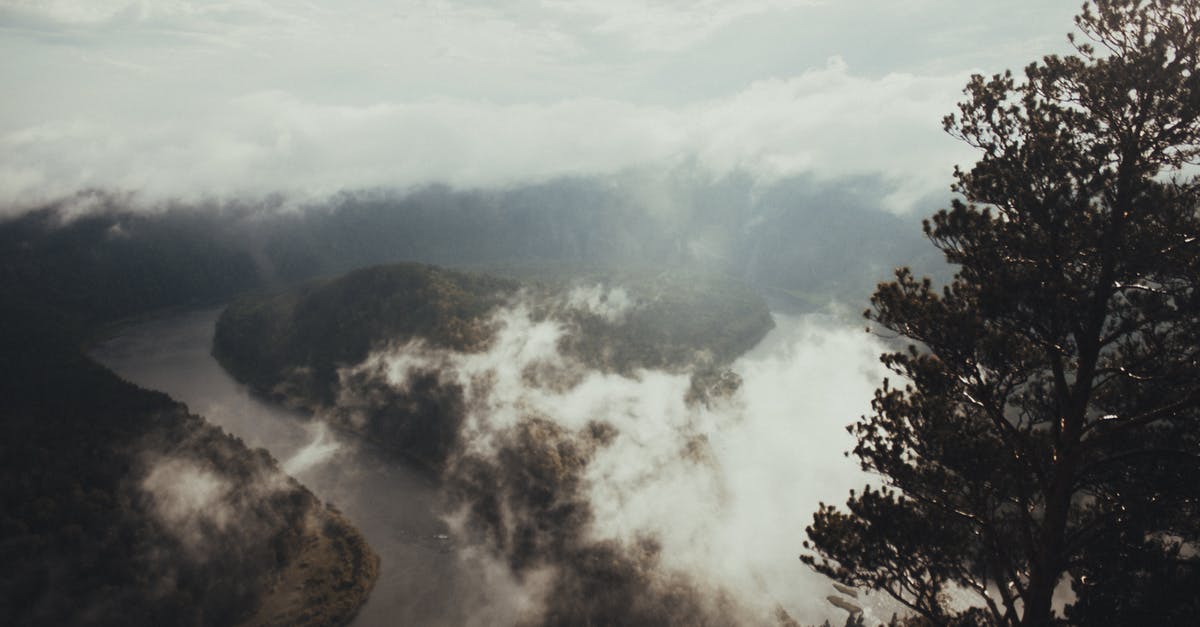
<box><xmin>0</xmin><ymin>299</ymin><xmax>377</xmax><ymax>625</ymax></box>
<box><xmin>0</xmin><ymin>207</ymin><xmax>388</xmax><ymax>624</ymax></box>
<box><xmin>209</xmin><ymin>260</ymin><xmax>794</xmax><ymax>625</ymax></box>
<box><xmin>1</xmin><ymin>172</ymin><xmax>932</xmax><ymax>321</ymax></box>
<box><xmin>0</xmin><ymin>176</ymin><xmax>832</xmax><ymax>626</ymax></box>
<box><xmin>212</xmin><ymin>262</ymin><xmax>774</xmax><ymax>471</ymax></box>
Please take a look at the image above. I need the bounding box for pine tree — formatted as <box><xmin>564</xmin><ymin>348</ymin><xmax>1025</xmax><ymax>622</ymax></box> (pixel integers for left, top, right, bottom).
<box><xmin>802</xmin><ymin>2</ymin><xmax>1200</xmax><ymax>625</ymax></box>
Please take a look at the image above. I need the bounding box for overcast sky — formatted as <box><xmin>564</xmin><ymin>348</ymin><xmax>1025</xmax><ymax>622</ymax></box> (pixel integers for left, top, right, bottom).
<box><xmin>0</xmin><ymin>1</ymin><xmax>1079</xmax><ymax>213</ymax></box>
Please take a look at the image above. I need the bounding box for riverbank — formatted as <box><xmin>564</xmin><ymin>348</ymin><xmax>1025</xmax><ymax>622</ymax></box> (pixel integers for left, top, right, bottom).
<box><xmin>92</xmin><ymin>307</ymin><xmax>513</xmax><ymax>627</ymax></box>
<box><xmin>0</xmin><ymin>301</ymin><xmax>379</xmax><ymax>626</ymax></box>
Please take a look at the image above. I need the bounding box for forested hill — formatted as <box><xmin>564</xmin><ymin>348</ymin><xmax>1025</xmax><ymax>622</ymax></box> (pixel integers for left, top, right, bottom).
<box><xmin>212</xmin><ymin>262</ymin><xmax>774</xmax><ymax>470</ymax></box>
<box><xmin>212</xmin><ymin>263</ymin><xmax>521</xmax><ymax>409</ymax></box>
<box><xmin>1</xmin><ymin>174</ymin><xmax>932</xmax><ymax>320</ymax></box>
<box><xmin>0</xmin><ymin>303</ymin><xmax>378</xmax><ymax>626</ymax></box>
<box><xmin>210</xmin><ymin>264</ymin><xmax>788</xmax><ymax>626</ymax></box>
<box><xmin>0</xmin><ymin>178</ymin><xmax>906</xmax><ymax>625</ymax></box>
<box><xmin>0</xmin><ymin>226</ymin><xmax>380</xmax><ymax>625</ymax></box>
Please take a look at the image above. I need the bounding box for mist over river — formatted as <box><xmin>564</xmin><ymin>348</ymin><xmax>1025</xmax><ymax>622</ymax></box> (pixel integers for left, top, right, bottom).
<box><xmin>91</xmin><ymin>308</ymin><xmax>516</xmax><ymax>627</ymax></box>
<box><xmin>92</xmin><ymin>305</ymin><xmax>891</xmax><ymax>626</ymax></box>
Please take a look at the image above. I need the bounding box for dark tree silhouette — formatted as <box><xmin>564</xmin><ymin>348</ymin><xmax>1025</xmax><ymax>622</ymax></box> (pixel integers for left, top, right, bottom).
<box><xmin>803</xmin><ymin>2</ymin><xmax>1200</xmax><ymax>625</ymax></box>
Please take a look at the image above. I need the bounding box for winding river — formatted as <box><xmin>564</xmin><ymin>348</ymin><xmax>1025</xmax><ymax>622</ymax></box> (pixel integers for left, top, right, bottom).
<box><xmin>90</xmin><ymin>305</ymin><xmax>899</xmax><ymax>626</ymax></box>
<box><xmin>91</xmin><ymin>307</ymin><xmax>505</xmax><ymax>627</ymax></box>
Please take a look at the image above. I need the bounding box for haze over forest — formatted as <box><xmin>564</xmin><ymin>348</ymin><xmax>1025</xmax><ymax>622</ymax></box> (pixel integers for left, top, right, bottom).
<box><xmin>4</xmin><ymin>2</ymin><xmax>1196</xmax><ymax>627</ymax></box>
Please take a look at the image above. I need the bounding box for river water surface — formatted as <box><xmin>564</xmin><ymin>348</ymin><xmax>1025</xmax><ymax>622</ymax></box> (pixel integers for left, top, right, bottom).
<box><xmin>91</xmin><ymin>307</ymin><xmax>507</xmax><ymax>627</ymax></box>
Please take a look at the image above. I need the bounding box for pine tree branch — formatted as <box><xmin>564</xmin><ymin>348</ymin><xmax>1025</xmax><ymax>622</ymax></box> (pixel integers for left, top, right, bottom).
<box><xmin>1081</xmin><ymin>389</ymin><xmax>1200</xmax><ymax>441</ymax></box>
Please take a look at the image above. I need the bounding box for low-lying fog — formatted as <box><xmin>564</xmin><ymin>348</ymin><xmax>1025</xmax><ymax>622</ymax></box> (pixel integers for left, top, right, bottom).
<box><xmin>94</xmin><ymin>304</ymin><xmax>892</xmax><ymax>626</ymax></box>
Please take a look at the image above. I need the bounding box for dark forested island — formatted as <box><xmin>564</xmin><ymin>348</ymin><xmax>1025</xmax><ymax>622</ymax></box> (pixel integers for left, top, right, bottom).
<box><xmin>212</xmin><ymin>262</ymin><xmax>774</xmax><ymax>470</ymax></box>
<box><xmin>209</xmin><ymin>261</ymin><xmax>786</xmax><ymax>625</ymax></box>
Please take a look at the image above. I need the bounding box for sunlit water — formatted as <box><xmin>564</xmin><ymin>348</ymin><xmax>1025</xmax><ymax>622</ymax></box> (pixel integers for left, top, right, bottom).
<box><xmin>91</xmin><ymin>307</ymin><xmax>499</xmax><ymax>627</ymax></box>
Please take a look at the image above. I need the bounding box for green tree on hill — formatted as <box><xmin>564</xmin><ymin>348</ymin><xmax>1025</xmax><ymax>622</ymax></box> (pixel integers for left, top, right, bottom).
<box><xmin>803</xmin><ymin>1</ymin><xmax>1200</xmax><ymax>625</ymax></box>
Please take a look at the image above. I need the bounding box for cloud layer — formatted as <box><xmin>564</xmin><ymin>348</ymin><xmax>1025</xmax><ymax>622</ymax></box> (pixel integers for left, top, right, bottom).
<box><xmin>1</xmin><ymin>0</ymin><xmax>1078</xmax><ymax>212</ymax></box>
<box><xmin>2</xmin><ymin>64</ymin><xmax>969</xmax><ymax>210</ymax></box>
<box><xmin>347</xmin><ymin>298</ymin><xmax>893</xmax><ymax>624</ymax></box>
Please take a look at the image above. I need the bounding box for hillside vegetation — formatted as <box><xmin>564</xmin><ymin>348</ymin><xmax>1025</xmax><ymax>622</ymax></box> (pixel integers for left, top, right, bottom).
<box><xmin>213</xmin><ymin>262</ymin><xmax>773</xmax><ymax>470</ymax></box>
<box><xmin>0</xmin><ymin>209</ymin><xmax>381</xmax><ymax>625</ymax></box>
<box><xmin>214</xmin><ymin>263</ymin><xmax>519</xmax><ymax>407</ymax></box>
<box><xmin>0</xmin><ymin>304</ymin><xmax>377</xmax><ymax>626</ymax></box>
<box><xmin>211</xmin><ymin>261</ymin><xmax>782</xmax><ymax>624</ymax></box>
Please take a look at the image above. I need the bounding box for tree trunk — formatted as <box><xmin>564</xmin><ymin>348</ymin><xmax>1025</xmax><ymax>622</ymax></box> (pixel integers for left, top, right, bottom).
<box><xmin>1022</xmin><ymin>433</ymin><xmax>1081</xmax><ymax>626</ymax></box>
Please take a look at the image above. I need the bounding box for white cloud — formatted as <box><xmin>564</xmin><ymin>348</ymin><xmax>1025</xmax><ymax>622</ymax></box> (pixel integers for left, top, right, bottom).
<box><xmin>141</xmin><ymin>457</ymin><xmax>233</xmax><ymax>552</ymax></box>
<box><xmin>0</xmin><ymin>0</ymin><xmax>301</xmax><ymax>27</ymax></box>
<box><xmin>351</xmin><ymin>302</ymin><xmax>894</xmax><ymax>624</ymax></box>
<box><xmin>541</xmin><ymin>0</ymin><xmax>819</xmax><ymax>52</ymax></box>
<box><xmin>0</xmin><ymin>0</ymin><xmax>1079</xmax><ymax>213</ymax></box>
<box><xmin>282</xmin><ymin>420</ymin><xmax>344</xmax><ymax>476</ymax></box>
<box><xmin>2</xmin><ymin>0</ymin><xmax>144</xmax><ymax>24</ymax></box>
<box><xmin>0</xmin><ymin>57</ymin><xmax>970</xmax><ymax>213</ymax></box>
<box><xmin>564</xmin><ymin>285</ymin><xmax>638</xmax><ymax>323</ymax></box>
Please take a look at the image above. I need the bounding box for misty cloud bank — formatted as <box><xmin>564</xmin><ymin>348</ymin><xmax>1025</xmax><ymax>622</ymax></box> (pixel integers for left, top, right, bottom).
<box><xmin>0</xmin><ymin>61</ymin><xmax>968</xmax><ymax>213</ymax></box>
<box><xmin>334</xmin><ymin>294</ymin><xmax>894</xmax><ymax>625</ymax></box>
<box><xmin>0</xmin><ymin>1</ymin><xmax>1078</xmax><ymax>214</ymax></box>
<box><xmin>135</xmin><ymin>435</ymin><xmax>309</xmax><ymax>565</ymax></box>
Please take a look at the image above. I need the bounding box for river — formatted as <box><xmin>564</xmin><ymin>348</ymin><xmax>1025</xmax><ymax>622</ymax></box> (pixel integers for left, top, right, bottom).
<box><xmin>91</xmin><ymin>307</ymin><xmax>508</xmax><ymax>627</ymax></box>
<box><xmin>91</xmin><ymin>305</ymin><xmax>897</xmax><ymax>626</ymax></box>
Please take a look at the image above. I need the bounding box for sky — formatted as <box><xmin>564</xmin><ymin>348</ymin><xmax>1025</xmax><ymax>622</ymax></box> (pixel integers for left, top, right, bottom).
<box><xmin>0</xmin><ymin>1</ymin><xmax>1080</xmax><ymax>213</ymax></box>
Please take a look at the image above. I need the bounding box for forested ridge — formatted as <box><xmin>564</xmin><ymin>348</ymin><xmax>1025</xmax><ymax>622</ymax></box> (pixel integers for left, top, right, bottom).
<box><xmin>1</xmin><ymin>171</ymin><xmax>930</xmax><ymax>321</ymax></box>
<box><xmin>208</xmin><ymin>260</ymin><xmax>795</xmax><ymax>626</ymax></box>
<box><xmin>0</xmin><ymin>177</ymin><xmax>790</xmax><ymax>626</ymax></box>
<box><xmin>0</xmin><ymin>214</ymin><xmax>379</xmax><ymax>625</ymax></box>
<box><xmin>212</xmin><ymin>262</ymin><xmax>774</xmax><ymax>471</ymax></box>
<box><xmin>0</xmin><ymin>192</ymin><xmax>779</xmax><ymax>625</ymax></box>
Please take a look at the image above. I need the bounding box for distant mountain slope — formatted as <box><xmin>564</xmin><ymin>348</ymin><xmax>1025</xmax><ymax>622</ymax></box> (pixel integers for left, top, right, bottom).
<box><xmin>3</xmin><ymin>173</ymin><xmax>936</xmax><ymax>321</ymax></box>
